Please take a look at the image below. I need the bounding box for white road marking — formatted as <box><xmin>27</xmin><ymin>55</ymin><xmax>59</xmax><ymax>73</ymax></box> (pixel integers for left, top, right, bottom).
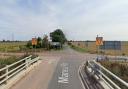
<box><xmin>58</xmin><ymin>63</ymin><xmax>69</xmax><ymax>84</ymax></box>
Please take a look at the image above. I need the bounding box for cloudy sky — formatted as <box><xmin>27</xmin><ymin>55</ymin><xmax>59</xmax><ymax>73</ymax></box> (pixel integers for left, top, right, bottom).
<box><xmin>0</xmin><ymin>0</ymin><xmax>128</xmax><ymax>41</ymax></box>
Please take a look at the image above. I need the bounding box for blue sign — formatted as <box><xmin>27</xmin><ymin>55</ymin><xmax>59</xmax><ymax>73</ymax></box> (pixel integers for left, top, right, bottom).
<box><xmin>100</xmin><ymin>41</ymin><xmax>121</xmax><ymax>50</ymax></box>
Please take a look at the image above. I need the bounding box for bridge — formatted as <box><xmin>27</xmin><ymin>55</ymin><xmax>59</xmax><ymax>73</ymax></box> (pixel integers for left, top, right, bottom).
<box><xmin>0</xmin><ymin>47</ymin><xmax>127</xmax><ymax>89</ymax></box>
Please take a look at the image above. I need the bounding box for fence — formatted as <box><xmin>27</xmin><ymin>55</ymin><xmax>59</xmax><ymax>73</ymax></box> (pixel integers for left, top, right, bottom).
<box><xmin>0</xmin><ymin>55</ymin><xmax>40</xmax><ymax>86</ymax></box>
<box><xmin>86</xmin><ymin>60</ymin><xmax>128</xmax><ymax>89</ymax></box>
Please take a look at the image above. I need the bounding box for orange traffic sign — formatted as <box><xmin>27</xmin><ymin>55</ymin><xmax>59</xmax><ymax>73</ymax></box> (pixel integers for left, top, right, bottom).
<box><xmin>32</xmin><ymin>38</ymin><xmax>37</xmax><ymax>45</ymax></box>
<box><xmin>96</xmin><ymin>37</ymin><xmax>103</xmax><ymax>46</ymax></box>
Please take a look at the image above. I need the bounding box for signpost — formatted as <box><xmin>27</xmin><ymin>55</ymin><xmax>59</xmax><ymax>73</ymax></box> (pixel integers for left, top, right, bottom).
<box><xmin>32</xmin><ymin>38</ymin><xmax>37</xmax><ymax>46</ymax></box>
<box><xmin>96</xmin><ymin>36</ymin><xmax>103</xmax><ymax>46</ymax></box>
<box><xmin>96</xmin><ymin>35</ymin><xmax>103</xmax><ymax>61</ymax></box>
<box><xmin>32</xmin><ymin>38</ymin><xmax>37</xmax><ymax>55</ymax></box>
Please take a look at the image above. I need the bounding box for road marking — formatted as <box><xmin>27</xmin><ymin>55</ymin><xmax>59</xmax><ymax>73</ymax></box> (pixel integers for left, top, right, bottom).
<box><xmin>58</xmin><ymin>63</ymin><xmax>69</xmax><ymax>84</ymax></box>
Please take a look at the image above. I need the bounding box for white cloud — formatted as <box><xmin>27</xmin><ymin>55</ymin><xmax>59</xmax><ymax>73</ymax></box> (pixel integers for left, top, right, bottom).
<box><xmin>0</xmin><ymin>0</ymin><xmax>128</xmax><ymax>41</ymax></box>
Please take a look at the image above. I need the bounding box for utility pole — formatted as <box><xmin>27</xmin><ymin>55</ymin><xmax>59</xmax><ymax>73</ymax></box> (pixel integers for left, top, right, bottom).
<box><xmin>12</xmin><ymin>33</ymin><xmax>14</xmax><ymax>41</ymax></box>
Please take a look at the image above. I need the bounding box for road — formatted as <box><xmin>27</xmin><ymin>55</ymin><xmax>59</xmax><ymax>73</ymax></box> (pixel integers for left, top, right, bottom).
<box><xmin>48</xmin><ymin>49</ymin><xmax>84</xmax><ymax>89</ymax></box>
<box><xmin>11</xmin><ymin>46</ymin><xmax>98</xmax><ymax>89</ymax></box>
<box><xmin>10</xmin><ymin>56</ymin><xmax>60</xmax><ymax>89</ymax></box>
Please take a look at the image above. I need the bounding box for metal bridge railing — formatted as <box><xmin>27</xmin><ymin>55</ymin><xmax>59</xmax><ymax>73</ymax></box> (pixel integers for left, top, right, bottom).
<box><xmin>86</xmin><ymin>60</ymin><xmax>128</xmax><ymax>89</ymax></box>
<box><xmin>0</xmin><ymin>55</ymin><xmax>40</xmax><ymax>85</ymax></box>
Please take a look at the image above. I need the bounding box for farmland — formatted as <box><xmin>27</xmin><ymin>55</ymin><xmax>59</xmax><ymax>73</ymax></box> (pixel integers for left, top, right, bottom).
<box><xmin>69</xmin><ymin>41</ymin><xmax>128</xmax><ymax>55</ymax></box>
<box><xmin>0</xmin><ymin>41</ymin><xmax>27</xmax><ymax>52</ymax></box>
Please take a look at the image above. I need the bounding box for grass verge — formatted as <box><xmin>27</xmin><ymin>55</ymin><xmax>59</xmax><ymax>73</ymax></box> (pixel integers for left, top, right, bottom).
<box><xmin>69</xmin><ymin>45</ymin><xmax>88</xmax><ymax>53</ymax></box>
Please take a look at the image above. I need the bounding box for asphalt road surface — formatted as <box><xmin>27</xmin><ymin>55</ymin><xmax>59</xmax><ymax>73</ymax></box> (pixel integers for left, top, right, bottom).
<box><xmin>47</xmin><ymin>46</ymin><xmax>96</xmax><ymax>89</ymax></box>
<box><xmin>11</xmin><ymin>46</ymin><xmax>98</xmax><ymax>89</ymax></box>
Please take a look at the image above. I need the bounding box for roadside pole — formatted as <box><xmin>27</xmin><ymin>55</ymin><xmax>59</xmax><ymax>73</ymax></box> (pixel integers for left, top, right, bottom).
<box><xmin>114</xmin><ymin>41</ymin><xmax>116</xmax><ymax>59</ymax></box>
<box><xmin>96</xmin><ymin>45</ymin><xmax>100</xmax><ymax>61</ymax></box>
<box><xmin>96</xmin><ymin>35</ymin><xmax>103</xmax><ymax>61</ymax></box>
<box><xmin>32</xmin><ymin>38</ymin><xmax>37</xmax><ymax>56</ymax></box>
<box><xmin>35</xmin><ymin>45</ymin><xmax>36</xmax><ymax>55</ymax></box>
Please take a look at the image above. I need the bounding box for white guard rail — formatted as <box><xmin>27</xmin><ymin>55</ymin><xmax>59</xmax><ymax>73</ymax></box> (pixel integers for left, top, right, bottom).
<box><xmin>0</xmin><ymin>55</ymin><xmax>40</xmax><ymax>85</ymax></box>
<box><xmin>86</xmin><ymin>60</ymin><xmax>128</xmax><ymax>89</ymax></box>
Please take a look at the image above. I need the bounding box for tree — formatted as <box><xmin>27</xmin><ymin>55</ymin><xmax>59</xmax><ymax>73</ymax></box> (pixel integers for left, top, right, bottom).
<box><xmin>42</xmin><ymin>35</ymin><xmax>49</xmax><ymax>49</ymax></box>
<box><xmin>36</xmin><ymin>37</ymin><xmax>42</xmax><ymax>48</ymax></box>
<box><xmin>26</xmin><ymin>35</ymin><xmax>50</xmax><ymax>50</ymax></box>
<box><xmin>50</xmin><ymin>29</ymin><xmax>67</xmax><ymax>44</ymax></box>
<box><xmin>26</xmin><ymin>40</ymin><xmax>33</xmax><ymax>49</ymax></box>
<box><xmin>2</xmin><ymin>39</ymin><xmax>5</xmax><ymax>42</ymax></box>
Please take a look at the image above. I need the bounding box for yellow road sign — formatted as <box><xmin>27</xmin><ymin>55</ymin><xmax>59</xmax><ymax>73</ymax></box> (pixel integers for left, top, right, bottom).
<box><xmin>96</xmin><ymin>37</ymin><xmax>103</xmax><ymax>46</ymax></box>
<box><xmin>32</xmin><ymin>38</ymin><xmax>37</xmax><ymax>45</ymax></box>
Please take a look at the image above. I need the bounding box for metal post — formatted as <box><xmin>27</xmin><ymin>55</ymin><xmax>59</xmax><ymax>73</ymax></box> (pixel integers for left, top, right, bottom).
<box><xmin>114</xmin><ymin>41</ymin><xmax>117</xmax><ymax>59</ymax></box>
<box><xmin>28</xmin><ymin>58</ymin><xmax>32</xmax><ymax>66</ymax></box>
<box><xmin>6</xmin><ymin>65</ymin><xmax>9</xmax><ymax>84</ymax></box>
<box><xmin>35</xmin><ymin>45</ymin><xmax>36</xmax><ymax>55</ymax></box>
<box><xmin>96</xmin><ymin>35</ymin><xmax>99</xmax><ymax>62</ymax></box>
<box><xmin>96</xmin><ymin>45</ymin><xmax>100</xmax><ymax>62</ymax></box>
<box><xmin>25</xmin><ymin>59</ymin><xmax>29</xmax><ymax>69</ymax></box>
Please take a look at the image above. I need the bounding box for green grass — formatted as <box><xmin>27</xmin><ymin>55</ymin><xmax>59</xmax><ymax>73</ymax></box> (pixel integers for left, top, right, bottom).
<box><xmin>0</xmin><ymin>54</ymin><xmax>38</xmax><ymax>79</ymax></box>
<box><xmin>0</xmin><ymin>54</ymin><xmax>37</xmax><ymax>68</ymax></box>
<box><xmin>70</xmin><ymin>45</ymin><xmax>88</xmax><ymax>53</ymax></box>
<box><xmin>0</xmin><ymin>56</ymin><xmax>21</xmax><ymax>68</ymax></box>
<box><xmin>0</xmin><ymin>42</ymin><xmax>27</xmax><ymax>52</ymax></box>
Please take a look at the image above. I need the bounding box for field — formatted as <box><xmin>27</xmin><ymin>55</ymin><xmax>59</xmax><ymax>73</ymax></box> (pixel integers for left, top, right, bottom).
<box><xmin>0</xmin><ymin>41</ymin><xmax>27</xmax><ymax>52</ymax></box>
<box><xmin>69</xmin><ymin>41</ymin><xmax>128</xmax><ymax>56</ymax></box>
<box><xmin>99</xmin><ymin>61</ymin><xmax>128</xmax><ymax>83</ymax></box>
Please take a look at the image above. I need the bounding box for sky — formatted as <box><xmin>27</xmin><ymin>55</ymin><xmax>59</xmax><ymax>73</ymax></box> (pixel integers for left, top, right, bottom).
<box><xmin>0</xmin><ymin>0</ymin><xmax>128</xmax><ymax>41</ymax></box>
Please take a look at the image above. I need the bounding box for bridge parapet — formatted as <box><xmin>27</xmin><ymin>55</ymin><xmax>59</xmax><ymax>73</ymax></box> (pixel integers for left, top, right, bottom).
<box><xmin>0</xmin><ymin>55</ymin><xmax>40</xmax><ymax>89</ymax></box>
<box><xmin>86</xmin><ymin>60</ymin><xmax>128</xmax><ymax>89</ymax></box>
